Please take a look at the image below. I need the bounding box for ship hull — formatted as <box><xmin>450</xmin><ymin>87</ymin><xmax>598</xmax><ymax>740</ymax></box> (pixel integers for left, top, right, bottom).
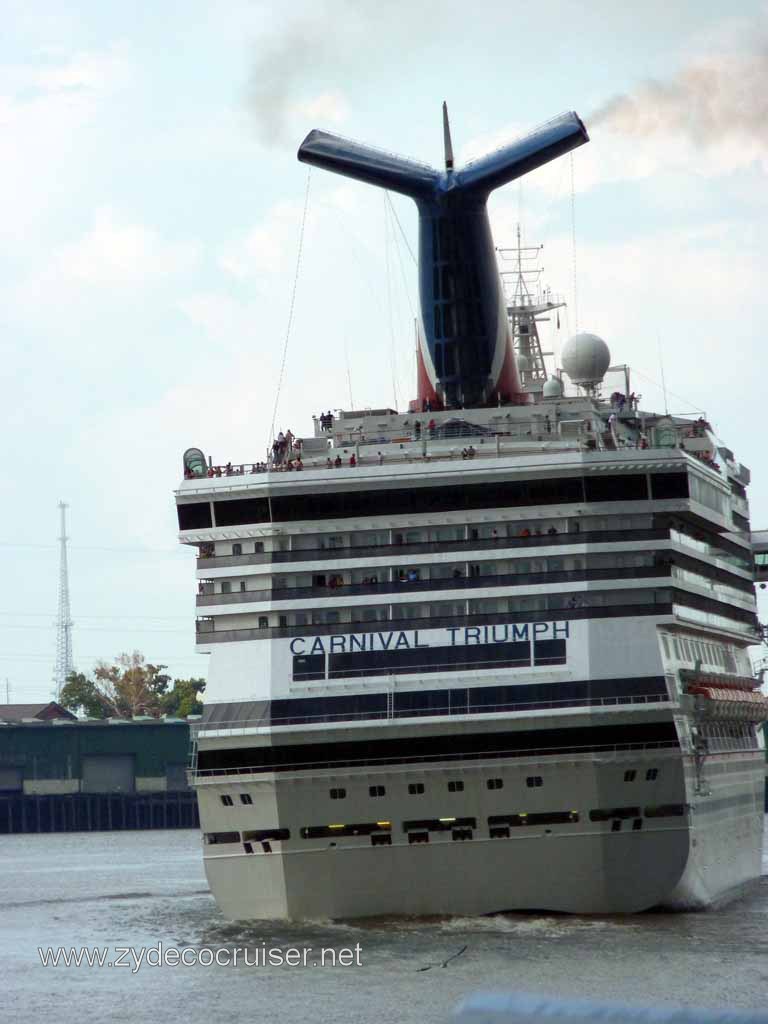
<box><xmin>195</xmin><ymin>744</ymin><xmax>765</xmax><ymax>921</ymax></box>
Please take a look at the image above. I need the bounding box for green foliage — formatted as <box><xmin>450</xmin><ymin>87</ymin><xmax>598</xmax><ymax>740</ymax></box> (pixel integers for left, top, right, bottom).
<box><xmin>161</xmin><ymin>677</ymin><xmax>206</xmax><ymax>718</ymax></box>
<box><xmin>59</xmin><ymin>653</ymin><xmax>204</xmax><ymax>720</ymax></box>
<box><xmin>59</xmin><ymin>672</ymin><xmax>109</xmax><ymax>719</ymax></box>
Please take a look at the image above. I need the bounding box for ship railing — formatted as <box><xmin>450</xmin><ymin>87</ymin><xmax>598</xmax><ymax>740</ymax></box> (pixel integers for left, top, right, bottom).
<box><xmin>195</xmin><ymin>528</ymin><xmax>670</xmax><ymax>568</ymax></box>
<box><xmin>195</xmin><ymin>693</ymin><xmax>671</xmax><ymax>735</ymax></box>
<box><xmin>191</xmin><ymin>739</ymin><xmax>680</xmax><ymax>778</ymax></box>
<box><xmin>195</xmin><ymin>564</ymin><xmax>668</xmax><ymax>606</ymax></box>
<box><xmin>188</xmin><ymin>438</ymin><xmax>695</xmax><ymax>478</ymax></box>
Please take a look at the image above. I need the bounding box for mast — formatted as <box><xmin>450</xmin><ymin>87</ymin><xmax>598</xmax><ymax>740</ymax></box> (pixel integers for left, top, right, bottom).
<box><xmin>499</xmin><ymin>227</ymin><xmax>566</xmax><ymax>395</ymax></box>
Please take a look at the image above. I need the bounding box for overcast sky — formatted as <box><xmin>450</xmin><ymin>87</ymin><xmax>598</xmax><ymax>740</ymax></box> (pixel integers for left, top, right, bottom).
<box><xmin>3</xmin><ymin>0</ymin><xmax>768</xmax><ymax>702</ymax></box>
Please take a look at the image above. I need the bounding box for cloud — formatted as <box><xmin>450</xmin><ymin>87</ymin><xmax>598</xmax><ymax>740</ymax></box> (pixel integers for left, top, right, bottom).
<box><xmin>58</xmin><ymin>209</ymin><xmax>199</xmax><ymax>286</ymax></box>
<box><xmin>4</xmin><ymin>210</ymin><xmax>200</xmax><ymax>332</ymax></box>
<box><xmin>217</xmin><ymin>198</ymin><xmax>307</xmax><ymax>280</ymax></box>
<box><xmin>0</xmin><ymin>46</ymin><xmax>132</xmax><ymax>238</ymax></box>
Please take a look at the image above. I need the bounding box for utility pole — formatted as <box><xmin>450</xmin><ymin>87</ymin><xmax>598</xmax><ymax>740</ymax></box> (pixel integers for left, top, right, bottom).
<box><xmin>53</xmin><ymin>502</ymin><xmax>74</xmax><ymax>700</ymax></box>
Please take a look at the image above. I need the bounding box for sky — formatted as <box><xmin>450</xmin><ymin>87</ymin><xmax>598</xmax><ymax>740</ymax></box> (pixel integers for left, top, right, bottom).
<box><xmin>3</xmin><ymin>0</ymin><xmax>768</xmax><ymax>703</ymax></box>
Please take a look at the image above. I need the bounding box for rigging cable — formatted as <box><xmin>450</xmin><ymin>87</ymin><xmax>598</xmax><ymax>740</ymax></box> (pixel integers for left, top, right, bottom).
<box><xmin>385</xmin><ymin>191</ymin><xmax>417</xmax><ymax>266</ymax></box>
<box><xmin>267</xmin><ymin>166</ymin><xmax>312</xmax><ymax>447</ymax></box>
<box><xmin>383</xmin><ymin>194</ymin><xmax>400</xmax><ymax>410</ymax></box>
<box><xmin>570</xmin><ymin>151</ymin><xmax>579</xmax><ymax>331</ymax></box>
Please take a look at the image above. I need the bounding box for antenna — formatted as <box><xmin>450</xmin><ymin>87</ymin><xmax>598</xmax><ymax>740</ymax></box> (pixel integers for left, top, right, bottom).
<box><xmin>53</xmin><ymin>501</ymin><xmax>74</xmax><ymax>700</ymax></box>
<box><xmin>658</xmin><ymin>335</ymin><xmax>669</xmax><ymax>415</ymax></box>
<box><xmin>442</xmin><ymin>101</ymin><xmax>454</xmax><ymax>171</ymax></box>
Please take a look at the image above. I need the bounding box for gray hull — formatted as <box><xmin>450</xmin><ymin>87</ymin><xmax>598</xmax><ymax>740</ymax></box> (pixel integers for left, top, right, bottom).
<box><xmin>196</xmin><ymin>745</ymin><xmax>765</xmax><ymax>920</ymax></box>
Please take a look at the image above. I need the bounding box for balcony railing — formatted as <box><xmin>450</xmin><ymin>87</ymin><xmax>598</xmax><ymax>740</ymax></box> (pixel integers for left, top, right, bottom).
<box><xmin>195</xmin><ymin>564</ymin><xmax>668</xmax><ymax>607</ymax></box>
<box><xmin>195</xmin><ymin>528</ymin><xmax>671</xmax><ymax>569</ymax></box>
<box><xmin>195</xmin><ymin>692</ymin><xmax>671</xmax><ymax>734</ymax></box>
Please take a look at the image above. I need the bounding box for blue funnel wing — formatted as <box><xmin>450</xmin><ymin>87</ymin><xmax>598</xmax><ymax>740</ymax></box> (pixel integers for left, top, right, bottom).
<box><xmin>456</xmin><ymin>112</ymin><xmax>588</xmax><ymax>195</ymax></box>
<box><xmin>298</xmin><ymin>130</ymin><xmax>439</xmax><ymax>200</ymax></box>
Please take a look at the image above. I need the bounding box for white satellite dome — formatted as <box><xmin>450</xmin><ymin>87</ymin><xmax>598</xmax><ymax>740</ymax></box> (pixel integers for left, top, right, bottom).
<box><xmin>561</xmin><ymin>332</ymin><xmax>611</xmax><ymax>387</ymax></box>
<box><xmin>542</xmin><ymin>376</ymin><xmax>563</xmax><ymax>399</ymax></box>
<box><xmin>516</xmin><ymin>353</ymin><xmax>532</xmax><ymax>373</ymax></box>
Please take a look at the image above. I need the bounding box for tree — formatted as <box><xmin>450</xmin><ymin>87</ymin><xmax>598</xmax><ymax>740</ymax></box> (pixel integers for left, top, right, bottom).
<box><xmin>60</xmin><ymin>652</ymin><xmax>173</xmax><ymax>719</ymax></box>
<box><xmin>59</xmin><ymin>671</ymin><xmax>110</xmax><ymax>719</ymax></box>
<box><xmin>161</xmin><ymin>677</ymin><xmax>206</xmax><ymax>718</ymax></box>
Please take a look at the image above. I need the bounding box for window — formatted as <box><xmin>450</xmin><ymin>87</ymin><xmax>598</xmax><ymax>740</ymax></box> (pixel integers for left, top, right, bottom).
<box><xmin>490</xmin><ymin>826</ymin><xmax>510</xmax><ymax>839</ymax></box>
<box><xmin>645</xmin><ymin>768</ymin><xmax>659</xmax><ymax>781</ymax></box>
<box><xmin>371</xmin><ymin>834</ymin><xmax>392</xmax><ymax>846</ymax></box>
<box><xmin>448</xmin><ymin>780</ymin><xmax>464</xmax><ymax>792</ymax></box>
<box><xmin>408</xmin><ymin>831</ymin><xmax>429</xmax><ymax>844</ymax></box>
<box><xmin>644</xmin><ymin>804</ymin><xmax>685</xmax><ymax>818</ymax></box>
<box><xmin>220</xmin><ymin>795</ymin><xmax>234</xmax><ymax>806</ymax></box>
<box><xmin>329</xmin><ymin>788</ymin><xmax>346</xmax><ymax>800</ymax></box>
<box><xmin>611</xmin><ymin>820</ymin><xmax>622</xmax><ymax>832</ymax></box>
<box><xmin>242</xmin><ymin>828</ymin><xmax>290</xmax><ymax>842</ymax></box>
<box><xmin>278</xmin><ymin>615</ymin><xmax>288</xmax><ymax>628</ymax></box>
<box><xmin>633</xmin><ymin>818</ymin><xmax>643</xmax><ymax>831</ymax></box>
<box><xmin>488</xmin><ymin>812</ymin><xmax>578</xmax><ymax>828</ymax></box>
<box><xmin>232</xmin><ymin>543</ymin><xmax>242</xmax><ymax>556</ymax></box>
<box><xmin>178</xmin><ymin>502</ymin><xmax>213</xmax><ymax>531</ymax></box>
<box><xmin>452</xmin><ymin>828</ymin><xmax>473</xmax><ymax>841</ymax></box>
<box><xmin>408</xmin><ymin>783</ymin><xmax>425</xmax><ymax>795</ymax></box>
<box><xmin>240</xmin><ymin>793</ymin><xmax>252</xmax><ymax>805</ymax></box>
<box><xmin>205</xmin><ymin>831</ymin><xmax>239</xmax><ymax>844</ymax></box>
<box><xmin>526</xmin><ymin>776</ymin><xmax>543</xmax><ymax>788</ymax></box>
<box><xmin>589</xmin><ymin>807</ymin><xmax>640</xmax><ymax>822</ymax></box>
<box><xmin>486</xmin><ymin>778</ymin><xmax>503</xmax><ymax>790</ymax></box>
<box><xmin>221</xmin><ymin>581</ymin><xmax>231</xmax><ymax>594</ymax></box>
<box><xmin>258</xmin><ymin>616</ymin><xmax>269</xmax><ymax>628</ymax></box>
<box><xmin>369</xmin><ymin>785</ymin><xmax>386</xmax><ymax>797</ymax></box>
<box><xmin>624</xmin><ymin>770</ymin><xmax>636</xmax><ymax>782</ymax></box>
<box><xmin>240</xmin><ymin>581</ymin><xmax>247</xmax><ymax>592</ymax></box>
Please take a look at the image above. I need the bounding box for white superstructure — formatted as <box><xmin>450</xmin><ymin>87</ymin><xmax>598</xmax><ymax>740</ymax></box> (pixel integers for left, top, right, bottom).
<box><xmin>176</xmin><ymin>385</ymin><xmax>768</xmax><ymax>919</ymax></box>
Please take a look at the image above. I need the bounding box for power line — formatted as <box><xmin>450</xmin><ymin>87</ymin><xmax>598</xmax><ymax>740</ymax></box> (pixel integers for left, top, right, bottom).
<box><xmin>0</xmin><ymin>611</ymin><xmax>189</xmax><ymax>620</ymax></box>
<box><xmin>268</xmin><ymin>166</ymin><xmax>312</xmax><ymax>447</ymax></box>
<box><xmin>0</xmin><ymin>624</ymin><xmax>190</xmax><ymax>633</ymax></box>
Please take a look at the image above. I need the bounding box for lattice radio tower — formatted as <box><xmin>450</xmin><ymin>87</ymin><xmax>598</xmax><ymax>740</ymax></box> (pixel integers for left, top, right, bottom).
<box><xmin>53</xmin><ymin>501</ymin><xmax>74</xmax><ymax>699</ymax></box>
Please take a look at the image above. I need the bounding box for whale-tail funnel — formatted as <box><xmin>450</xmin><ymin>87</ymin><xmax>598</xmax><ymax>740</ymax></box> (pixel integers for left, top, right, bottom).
<box><xmin>298</xmin><ymin>110</ymin><xmax>588</xmax><ymax>409</ymax></box>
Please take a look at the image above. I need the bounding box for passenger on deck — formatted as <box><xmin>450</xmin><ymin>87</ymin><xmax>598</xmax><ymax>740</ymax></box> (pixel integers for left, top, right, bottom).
<box><xmin>547</xmin><ymin>526</ymin><xmax>558</xmax><ymax>536</ymax></box>
<box><xmin>377</xmin><ymin>451</ymin><xmax>384</xmax><ymax>465</ymax></box>
<box><xmin>519</xmin><ymin>527</ymin><xmax>531</xmax><ymax>538</ymax></box>
<box><xmin>350</xmin><ymin>453</ymin><xmax>356</xmax><ymax>467</ymax></box>
<box><xmin>326</xmin><ymin>457</ymin><xmax>333</xmax><ymax>469</ymax></box>
<box><xmin>295</xmin><ymin>456</ymin><xmax>303</xmax><ymax>470</ymax></box>
<box><xmin>334</xmin><ymin>455</ymin><xmax>342</xmax><ymax>468</ymax></box>
<box><xmin>466</xmin><ymin>445</ymin><xmax>476</xmax><ymax>458</ymax></box>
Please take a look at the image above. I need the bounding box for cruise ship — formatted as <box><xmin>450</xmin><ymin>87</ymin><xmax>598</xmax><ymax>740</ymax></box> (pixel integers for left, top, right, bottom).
<box><xmin>176</xmin><ymin>109</ymin><xmax>768</xmax><ymax>920</ymax></box>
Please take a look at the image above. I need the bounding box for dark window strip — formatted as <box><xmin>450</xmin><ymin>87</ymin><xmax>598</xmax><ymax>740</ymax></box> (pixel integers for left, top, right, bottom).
<box><xmin>201</xmin><ymin>676</ymin><xmax>670</xmax><ymax>730</ymax></box>
<box><xmin>196</xmin><ymin>722</ymin><xmax>679</xmax><ymax>775</ymax></box>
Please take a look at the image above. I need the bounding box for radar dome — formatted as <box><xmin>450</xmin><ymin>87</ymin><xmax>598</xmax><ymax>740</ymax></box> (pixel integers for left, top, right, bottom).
<box><xmin>561</xmin><ymin>332</ymin><xmax>611</xmax><ymax>387</ymax></box>
<box><xmin>542</xmin><ymin>376</ymin><xmax>563</xmax><ymax>399</ymax></box>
